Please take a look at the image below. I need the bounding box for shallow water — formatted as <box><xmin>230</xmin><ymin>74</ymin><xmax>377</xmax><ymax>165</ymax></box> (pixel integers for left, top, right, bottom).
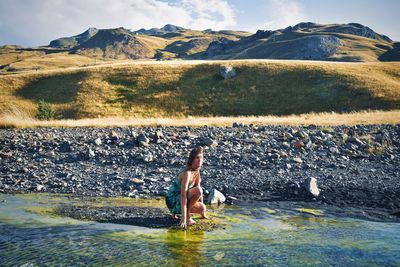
<box><xmin>0</xmin><ymin>194</ymin><xmax>399</xmax><ymax>266</ymax></box>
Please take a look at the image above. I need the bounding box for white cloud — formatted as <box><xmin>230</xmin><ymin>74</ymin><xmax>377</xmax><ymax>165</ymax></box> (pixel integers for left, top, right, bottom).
<box><xmin>0</xmin><ymin>0</ymin><xmax>236</xmax><ymax>46</ymax></box>
<box><xmin>263</xmin><ymin>0</ymin><xmax>308</xmax><ymax>30</ymax></box>
<box><xmin>181</xmin><ymin>0</ymin><xmax>236</xmax><ymax>30</ymax></box>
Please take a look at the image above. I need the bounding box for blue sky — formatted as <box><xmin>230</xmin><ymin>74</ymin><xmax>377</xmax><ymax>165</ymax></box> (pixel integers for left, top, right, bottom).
<box><xmin>0</xmin><ymin>0</ymin><xmax>399</xmax><ymax>47</ymax></box>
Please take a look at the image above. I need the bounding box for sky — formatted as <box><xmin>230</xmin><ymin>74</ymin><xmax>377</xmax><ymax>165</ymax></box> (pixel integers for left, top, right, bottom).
<box><xmin>0</xmin><ymin>0</ymin><xmax>399</xmax><ymax>47</ymax></box>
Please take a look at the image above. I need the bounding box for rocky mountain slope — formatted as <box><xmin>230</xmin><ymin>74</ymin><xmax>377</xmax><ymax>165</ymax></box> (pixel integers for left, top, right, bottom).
<box><xmin>49</xmin><ymin>28</ymin><xmax>99</xmax><ymax>48</ymax></box>
<box><xmin>43</xmin><ymin>22</ymin><xmax>398</xmax><ymax>62</ymax></box>
<box><xmin>70</xmin><ymin>28</ymin><xmax>157</xmax><ymax>59</ymax></box>
<box><xmin>201</xmin><ymin>22</ymin><xmax>395</xmax><ymax>61</ymax></box>
<box><xmin>47</xmin><ymin>24</ymin><xmax>249</xmax><ymax>60</ymax></box>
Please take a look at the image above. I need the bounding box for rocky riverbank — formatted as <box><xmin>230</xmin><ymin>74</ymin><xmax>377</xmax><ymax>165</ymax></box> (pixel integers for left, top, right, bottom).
<box><xmin>1</xmin><ymin>124</ymin><xmax>399</xmax><ymax>220</ymax></box>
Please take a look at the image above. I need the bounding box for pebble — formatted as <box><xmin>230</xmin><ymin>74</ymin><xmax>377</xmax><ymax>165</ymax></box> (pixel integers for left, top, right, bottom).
<box><xmin>293</xmin><ymin>157</ymin><xmax>303</xmax><ymax>164</ymax></box>
<box><xmin>94</xmin><ymin>138</ymin><xmax>102</xmax><ymax>146</ymax></box>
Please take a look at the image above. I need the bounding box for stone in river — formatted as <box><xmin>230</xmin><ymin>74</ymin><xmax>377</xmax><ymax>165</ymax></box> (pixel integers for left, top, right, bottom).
<box><xmin>304</xmin><ymin>177</ymin><xmax>320</xmax><ymax>197</ymax></box>
<box><xmin>207</xmin><ymin>189</ymin><xmax>226</xmax><ymax>204</ymax></box>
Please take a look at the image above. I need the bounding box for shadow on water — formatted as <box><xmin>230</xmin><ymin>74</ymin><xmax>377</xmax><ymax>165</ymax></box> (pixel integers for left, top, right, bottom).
<box><xmin>55</xmin><ymin>204</ymin><xmax>178</xmax><ymax>228</ymax></box>
<box><xmin>98</xmin><ymin>216</ymin><xmax>177</xmax><ymax>228</ymax></box>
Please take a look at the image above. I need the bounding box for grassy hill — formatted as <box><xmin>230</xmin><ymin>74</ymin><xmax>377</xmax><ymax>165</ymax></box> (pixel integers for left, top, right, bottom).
<box><xmin>1</xmin><ymin>60</ymin><xmax>399</xmax><ymax>119</ymax></box>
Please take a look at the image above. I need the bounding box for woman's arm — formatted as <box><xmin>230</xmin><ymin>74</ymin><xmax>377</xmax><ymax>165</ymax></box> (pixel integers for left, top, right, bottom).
<box><xmin>197</xmin><ymin>173</ymin><xmax>203</xmax><ymax>203</ymax></box>
<box><xmin>180</xmin><ymin>171</ymin><xmax>191</xmax><ymax>228</ymax></box>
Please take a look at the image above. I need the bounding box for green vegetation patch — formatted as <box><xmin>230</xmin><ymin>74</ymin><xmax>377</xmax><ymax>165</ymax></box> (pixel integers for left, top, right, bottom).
<box><xmin>24</xmin><ymin>206</ymin><xmax>57</xmax><ymax>217</ymax></box>
<box><xmin>296</xmin><ymin>208</ymin><xmax>324</xmax><ymax>216</ymax></box>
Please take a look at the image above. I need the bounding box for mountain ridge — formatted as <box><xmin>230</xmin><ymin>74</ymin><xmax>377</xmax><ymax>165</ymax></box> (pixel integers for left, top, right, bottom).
<box><xmin>3</xmin><ymin>22</ymin><xmax>398</xmax><ymax>63</ymax></box>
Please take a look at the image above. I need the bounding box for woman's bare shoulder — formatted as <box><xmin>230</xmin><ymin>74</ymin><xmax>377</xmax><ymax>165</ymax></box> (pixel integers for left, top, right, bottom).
<box><xmin>178</xmin><ymin>169</ymin><xmax>191</xmax><ymax>181</ymax></box>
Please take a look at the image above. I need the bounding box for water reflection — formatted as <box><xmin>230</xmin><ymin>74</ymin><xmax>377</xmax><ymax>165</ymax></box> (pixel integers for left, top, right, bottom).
<box><xmin>164</xmin><ymin>229</ymin><xmax>205</xmax><ymax>266</ymax></box>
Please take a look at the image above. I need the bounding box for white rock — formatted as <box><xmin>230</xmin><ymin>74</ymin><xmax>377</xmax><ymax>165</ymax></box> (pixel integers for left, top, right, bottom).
<box><xmin>94</xmin><ymin>138</ymin><xmax>102</xmax><ymax>146</ymax></box>
<box><xmin>87</xmin><ymin>148</ymin><xmax>95</xmax><ymax>158</ymax></box>
<box><xmin>131</xmin><ymin>178</ymin><xmax>144</xmax><ymax>185</ymax></box>
<box><xmin>36</xmin><ymin>184</ymin><xmax>45</xmax><ymax>191</ymax></box>
<box><xmin>219</xmin><ymin>66</ymin><xmax>237</xmax><ymax>79</ymax></box>
<box><xmin>207</xmin><ymin>189</ymin><xmax>226</xmax><ymax>204</ymax></box>
<box><xmin>143</xmin><ymin>153</ymin><xmax>153</xmax><ymax>162</ymax></box>
<box><xmin>329</xmin><ymin>147</ymin><xmax>339</xmax><ymax>154</ymax></box>
<box><xmin>293</xmin><ymin>157</ymin><xmax>303</xmax><ymax>164</ymax></box>
<box><xmin>304</xmin><ymin>177</ymin><xmax>320</xmax><ymax>197</ymax></box>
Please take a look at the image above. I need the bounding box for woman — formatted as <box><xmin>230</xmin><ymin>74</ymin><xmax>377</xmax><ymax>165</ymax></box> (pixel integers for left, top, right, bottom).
<box><xmin>166</xmin><ymin>146</ymin><xmax>209</xmax><ymax>229</ymax></box>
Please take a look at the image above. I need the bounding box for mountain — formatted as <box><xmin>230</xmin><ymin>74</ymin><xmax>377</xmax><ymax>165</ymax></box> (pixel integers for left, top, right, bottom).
<box><xmin>292</xmin><ymin>22</ymin><xmax>391</xmax><ymax>42</ymax></box>
<box><xmin>68</xmin><ymin>25</ymin><xmax>249</xmax><ymax>60</ymax></box>
<box><xmin>71</xmin><ymin>27</ymin><xmax>159</xmax><ymax>59</ymax></box>
<box><xmin>12</xmin><ymin>22</ymin><xmax>400</xmax><ymax>62</ymax></box>
<box><xmin>49</xmin><ymin>28</ymin><xmax>99</xmax><ymax>48</ymax></box>
<box><xmin>201</xmin><ymin>22</ymin><xmax>395</xmax><ymax>61</ymax></box>
<box><xmin>134</xmin><ymin>24</ymin><xmax>186</xmax><ymax>36</ymax></box>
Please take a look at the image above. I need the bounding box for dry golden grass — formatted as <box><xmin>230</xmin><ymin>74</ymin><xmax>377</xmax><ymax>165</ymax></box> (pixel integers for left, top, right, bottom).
<box><xmin>0</xmin><ymin>49</ymin><xmax>44</xmax><ymax>65</ymax></box>
<box><xmin>9</xmin><ymin>52</ymin><xmax>101</xmax><ymax>70</ymax></box>
<box><xmin>1</xmin><ymin>110</ymin><xmax>399</xmax><ymax>128</ymax></box>
<box><xmin>326</xmin><ymin>33</ymin><xmax>392</xmax><ymax>62</ymax></box>
<box><xmin>136</xmin><ymin>35</ymin><xmax>173</xmax><ymax>50</ymax></box>
<box><xmin>1</xmin><ymin>60</ymin><xmax>399</xmax><ymax>121</ymax></box>
<box><xmin>0</xmin><ymin>52</ymin><xmax>111</xmax><ymax>72</ymax></box>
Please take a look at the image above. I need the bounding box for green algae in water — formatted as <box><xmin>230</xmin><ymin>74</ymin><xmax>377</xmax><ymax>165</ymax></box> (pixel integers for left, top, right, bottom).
<box><xmin>261</xmin><ymin>207</ymin><xmax>277</xmax><ymax>214</ymax></box>
<box><xmin>97</xmin><ymin>229</ymin><xmax>208</xmax><ymax>266</ymax></box>
<box><xmin>23</xmin><ymin>206</ymin><xmax>57</xmax><ymax>217</ymax></box>
<box><xmin>296</xmin><ymin>208</ymin><xmax>324</xmax><ymax>216</ymax></box>
<box><xmin>19</xmin><ymin>193</ymin><xmax>168</xmax><ymax>210</ymax></box>
<box><xmin>78</xmin><ymin>196</ymin><xmax>167</xmax><ymax>209</ymax></box>
<box><xmin>19</xmin><ymin>193</ymin><xmax>70</xmax><ymax>205</ymax></box>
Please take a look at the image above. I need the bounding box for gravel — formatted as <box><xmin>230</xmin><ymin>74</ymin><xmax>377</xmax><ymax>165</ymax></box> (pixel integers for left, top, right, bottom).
<box><xmin>1</xmin><ymin>124</ymin><xmax>399</xmax><ymax>217</ymax></box>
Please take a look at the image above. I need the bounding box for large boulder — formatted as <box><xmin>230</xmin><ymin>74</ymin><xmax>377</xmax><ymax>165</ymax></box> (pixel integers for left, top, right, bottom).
<box><xmin>304</xmin><ymin>177</ymin><xmax>320</xmax><ymax>197</ymax></box>
<box><xmin>219</xmin><ymin>66</ymin><xmax>237</xmax><ymax>79</ymax></box>
<box><xmin>207</xmin><ymin>189</ymin><xmax>226</xmax><ymax>204</ymax></box>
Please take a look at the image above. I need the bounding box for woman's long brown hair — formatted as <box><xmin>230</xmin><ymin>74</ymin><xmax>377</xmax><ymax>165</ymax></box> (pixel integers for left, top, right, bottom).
<box><xmin>186</xmin><ymin>146</ymin><xmax>204</xmax><ymax>169</ymax></box>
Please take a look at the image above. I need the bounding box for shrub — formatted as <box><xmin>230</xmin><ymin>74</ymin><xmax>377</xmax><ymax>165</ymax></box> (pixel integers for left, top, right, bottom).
<box><xmin>36</xmin><ymin>100</ymin><xmax>55</xmax><ymax>120</ymax></box>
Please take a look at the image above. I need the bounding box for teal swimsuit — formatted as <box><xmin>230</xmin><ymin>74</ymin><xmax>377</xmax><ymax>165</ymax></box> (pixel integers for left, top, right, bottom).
<box><xmin>165</xmin><ymin>174</ymin><xmax>195</xmax><ymax>214</ymax></box>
